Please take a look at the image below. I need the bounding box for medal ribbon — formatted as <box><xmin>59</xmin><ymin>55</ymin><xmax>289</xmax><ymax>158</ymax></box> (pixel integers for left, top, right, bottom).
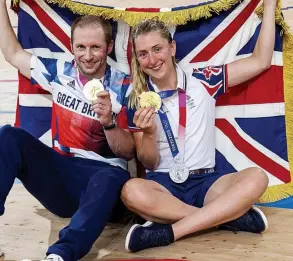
<box><xmin>146</xmin><ymin>74</ymin><xmax>187</xmax><ymax>163</ymax></box>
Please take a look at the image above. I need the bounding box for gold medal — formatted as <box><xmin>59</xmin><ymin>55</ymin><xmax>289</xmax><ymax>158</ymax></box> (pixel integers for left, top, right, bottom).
<box><xmin>139</xmin><ymin>91</ymin><xmax>162</xmax><ymax>112</ymax></box>
<box><xmin>83</xmin><ymin>79</ymin><xmax>104</xmax><ymax>101</ymax></box>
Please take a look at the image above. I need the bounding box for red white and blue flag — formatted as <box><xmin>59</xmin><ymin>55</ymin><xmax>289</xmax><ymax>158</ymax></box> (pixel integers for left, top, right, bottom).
<box><xmin>14</xmin><ymin>0</ymin><xmax>291</xmax><ymax>202</ymax></box>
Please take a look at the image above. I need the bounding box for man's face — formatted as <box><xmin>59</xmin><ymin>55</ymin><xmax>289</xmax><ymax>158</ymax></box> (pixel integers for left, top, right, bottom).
<box><xmin>71</xmin><ymin>25</ymin><xmax>113</xmax><ymax>78</ymax></box>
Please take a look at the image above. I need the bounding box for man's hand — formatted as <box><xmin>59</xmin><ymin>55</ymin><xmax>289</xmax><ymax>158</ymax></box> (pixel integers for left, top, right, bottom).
<box><xmin>133</xmin><ymin>106</ymin><xmax>157</xmax><ymax>135</ymax></box>
<box><xmin>92</xmin><ymin>91</ymin><xmax>113</xmax><ymax>126</ymax></box>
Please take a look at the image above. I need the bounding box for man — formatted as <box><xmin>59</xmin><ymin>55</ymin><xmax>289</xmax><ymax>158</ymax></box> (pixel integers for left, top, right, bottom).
<box><xmin>0</xmin><ymin>1</ymin><xmax>135</xmax><ymax>260</ymax></box>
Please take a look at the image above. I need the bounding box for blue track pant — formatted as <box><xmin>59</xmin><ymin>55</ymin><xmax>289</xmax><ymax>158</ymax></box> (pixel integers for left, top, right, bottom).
<box><xmin>0</xmin><ymin>125</ymin><xmax>130</xmax><ymax>261</ymax></box>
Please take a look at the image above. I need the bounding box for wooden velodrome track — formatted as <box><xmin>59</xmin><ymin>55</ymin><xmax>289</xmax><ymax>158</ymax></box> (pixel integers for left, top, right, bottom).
<box><xmin>1</xmin><ymin>0</ymin><xmax>293</xmax><ymax>260</ymax></box>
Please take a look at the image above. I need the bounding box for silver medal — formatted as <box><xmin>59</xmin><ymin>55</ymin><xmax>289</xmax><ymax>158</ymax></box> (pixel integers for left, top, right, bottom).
<box><xmin>169</xmin><ymin>163</ymin><xmax>189</xmax><ymax>183</ymax></box>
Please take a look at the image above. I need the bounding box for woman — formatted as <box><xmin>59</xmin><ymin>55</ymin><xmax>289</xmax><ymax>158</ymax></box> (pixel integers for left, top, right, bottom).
<box><xmin>122</xmin><ymin>0</ymin><xmax>276</xmax><ymax>253</ymax></box>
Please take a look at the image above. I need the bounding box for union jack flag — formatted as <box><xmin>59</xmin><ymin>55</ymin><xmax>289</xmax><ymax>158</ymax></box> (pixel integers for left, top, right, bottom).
<box><xmin>14</xmin><ymin>0</ymin><xmax>291</xmax><ymax>203</ymax></box>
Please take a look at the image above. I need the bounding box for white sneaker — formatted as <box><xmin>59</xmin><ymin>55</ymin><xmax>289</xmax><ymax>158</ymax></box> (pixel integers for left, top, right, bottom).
<box><xmin>20</xmin><ymin>254</ymin><xmax>64</xmax><ymax>261</ymax></box>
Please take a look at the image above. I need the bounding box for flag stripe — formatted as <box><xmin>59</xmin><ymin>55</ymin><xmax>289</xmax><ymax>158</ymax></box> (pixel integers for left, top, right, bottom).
<box><xmin>190</xmin><ymin>0</ymin><xmax>261</xmax><ymax>63</ymax></box>
<box><xmin>216</xmin><ymin>103</ymin><xmax>285</xmax><ymax>118</ymax></box>
<box><xmin>19</xmin><ymin>94</ymin><xmax>53</xmax><ymax>107</ymax></box>
<box><xmin>177</xmin><ymin>0</ymin><xmax>252</xmax><ymax>69</ymax></box>
<box><xmin>34</xmin><ymin>0</ymin><xmax>71</xmax><ymax>37</ymax></box>
<box><xmin>18</xmin><ymin>73</ymin><xmax>50</xmax><ymax>95</ymax></box>
<box><xmin>22</xmin><ymin>0</ymin><xmax>71</xmax><ymax>52</ymax></box>
<box><xmin>216</xmin><ymin>66</ymin><xmax>284</xmax><ymax>105</ymax></box>
<box><xmin>216</xmin><ymin>119</ymin><xmax>291</xmax><ymax>183</ymax></box>
<box><xmin>19</xmin><ymin>2</ymin><xmax>71</xmax><ymax>54</ymax></box>
<box><xmin>215</xmin><ymin>131</ymin><xmax>284</xmax><ymax>186</ymax></box>
<box><xmin>227</xmin><ymin>118</ymin><xmax>289</xmax><ymax>169</ymax></box>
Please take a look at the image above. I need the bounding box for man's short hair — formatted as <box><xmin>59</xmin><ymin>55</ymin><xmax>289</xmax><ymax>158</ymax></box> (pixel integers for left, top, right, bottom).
<box><xmin>71</xmin><ymin>15</ymin><xmax>112</xmax><ymax>45</ymax></box>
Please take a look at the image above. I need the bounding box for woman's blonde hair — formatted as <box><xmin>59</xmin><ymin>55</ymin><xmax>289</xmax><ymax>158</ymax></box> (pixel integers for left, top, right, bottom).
<box><xmin>128</xmin><ymin>18</ymin><xmax>175</xmax><ymax>109</ymax></box>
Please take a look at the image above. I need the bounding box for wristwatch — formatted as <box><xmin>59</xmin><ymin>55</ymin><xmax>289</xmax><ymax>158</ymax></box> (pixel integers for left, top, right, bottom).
<box><xmin>102</xmin><ymin>115</ymin><xmax>116</xmax><ymax>130</ymax></box>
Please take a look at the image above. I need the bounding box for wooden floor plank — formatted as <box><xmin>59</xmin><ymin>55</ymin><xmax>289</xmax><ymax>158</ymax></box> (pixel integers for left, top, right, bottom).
<box><xmin>1</xmin><ymin>185</ymin><xmax>293</xmax><ymax>261</ymax></box>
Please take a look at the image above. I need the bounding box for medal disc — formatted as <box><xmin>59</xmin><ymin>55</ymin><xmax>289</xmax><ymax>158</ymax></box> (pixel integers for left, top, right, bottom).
<box><xmin>169</xmin><ymin>163</ymin><xmax>189</xmax><ymax>183</ymax></box>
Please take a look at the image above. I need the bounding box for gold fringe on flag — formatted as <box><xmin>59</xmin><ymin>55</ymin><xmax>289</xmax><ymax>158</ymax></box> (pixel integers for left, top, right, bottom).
<box><xmin>13</xmin><ymin>0</ymin><xmax>242</xmax><ymax>26</ymax></box>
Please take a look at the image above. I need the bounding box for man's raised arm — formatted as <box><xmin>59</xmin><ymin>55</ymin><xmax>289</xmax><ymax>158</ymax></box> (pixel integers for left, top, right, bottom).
<box><xmin>0</xmin><ymin>0</ymin><xmax>31</xmax><ymax>79</ymax></box>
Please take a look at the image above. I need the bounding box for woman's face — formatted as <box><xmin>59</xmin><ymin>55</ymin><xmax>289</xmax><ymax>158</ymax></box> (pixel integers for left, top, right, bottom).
<box><xmin>134</xmin><ymin>31</ymin><xmax>176</xmax><ymax>82</ymax></box>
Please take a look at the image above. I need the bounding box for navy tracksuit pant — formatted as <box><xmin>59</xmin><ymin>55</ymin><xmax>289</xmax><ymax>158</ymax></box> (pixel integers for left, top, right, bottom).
<box><xmin>0</xmin><ymin>125</ymin><xmax>130</xmax><ymax>261</ymax></box>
